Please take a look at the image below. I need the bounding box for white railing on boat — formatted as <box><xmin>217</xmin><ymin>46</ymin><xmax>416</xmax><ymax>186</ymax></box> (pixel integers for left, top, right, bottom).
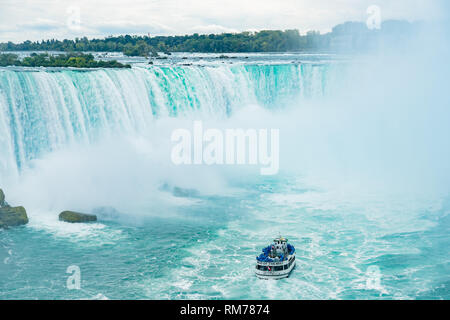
<box><xmin>256</xmin><ymin>260</ymin><xmax>290</xmax><ymax>266</ymax></box>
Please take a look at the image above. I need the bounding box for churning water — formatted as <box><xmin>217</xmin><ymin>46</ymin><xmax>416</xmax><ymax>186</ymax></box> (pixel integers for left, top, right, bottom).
<box><xmin>0</xmin><ymin>52</ymin><xmax>449</xmax><ymax>299</ymax></box>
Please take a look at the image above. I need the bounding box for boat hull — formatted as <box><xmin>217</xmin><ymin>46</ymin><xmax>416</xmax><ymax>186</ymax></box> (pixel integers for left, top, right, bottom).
<box><xmin>255</xmin><ymin>258</ymin><xmax>296</xmax><ymax>280</ymax></box>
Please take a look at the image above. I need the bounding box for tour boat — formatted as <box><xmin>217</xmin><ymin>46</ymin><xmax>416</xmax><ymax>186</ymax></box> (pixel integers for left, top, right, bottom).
<box><xmin>255</xmin><ymin>237</ymin><xmax>296</xmax><ymax>279</ymax></box>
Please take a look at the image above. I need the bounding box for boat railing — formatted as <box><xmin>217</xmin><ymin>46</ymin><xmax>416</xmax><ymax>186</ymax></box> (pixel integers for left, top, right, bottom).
<box><xmin>256</xmin><ymin>260</ymin><xmax>289</xmax><ymax>266</ymax></box>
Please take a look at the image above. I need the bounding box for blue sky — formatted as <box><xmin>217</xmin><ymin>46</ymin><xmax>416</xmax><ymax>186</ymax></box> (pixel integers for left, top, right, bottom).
<box><xmin>0</xmin><ymin>0</ymin><xmax>444</xmax><ymax>42</ymax></box>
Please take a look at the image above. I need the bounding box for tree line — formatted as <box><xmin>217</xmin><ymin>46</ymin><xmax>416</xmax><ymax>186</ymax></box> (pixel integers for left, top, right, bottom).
<box><xmin>0</xmin><ymin>52</ymin><xmax>131</xmax><ymax>68</ymax></box>
<box><xmin>0</xmin><ymin>21</ymin><xmax>417</xmax><ymax>57</ymax></box>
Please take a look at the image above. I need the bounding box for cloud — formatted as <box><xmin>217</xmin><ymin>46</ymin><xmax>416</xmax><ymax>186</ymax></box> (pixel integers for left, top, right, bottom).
<box><xmin>18</xmin><ymin>18</ymin><xmax>63</xmax><ymax>31</ymax></box>
<box><xmin>92</xmin><ymin>21</ymin><xmax>175</xmax><ymax>36</ymax></box>
<box><xmin>0</xmin><ymin>19</ymin><xmax>62</xmax><ymax>33</ymax></box>
<box><xmin>189</xmin><ymin>24</ymin><xmax>239</xmax><ymax>35</ymax></box>
<box><xmin>0</xmin><ymin>0</ymin><xmax>444</xmax><ymax>42</ymax></box>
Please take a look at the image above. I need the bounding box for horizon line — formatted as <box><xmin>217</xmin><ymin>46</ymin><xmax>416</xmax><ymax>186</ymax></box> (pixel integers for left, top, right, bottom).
<box><xmin>1</xmin><ymin>18</ymin><xmax>420</xmax><ymax>45</ymax></box>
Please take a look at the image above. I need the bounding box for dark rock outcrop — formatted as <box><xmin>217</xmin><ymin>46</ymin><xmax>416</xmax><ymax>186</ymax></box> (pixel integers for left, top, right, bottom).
<box><xmin>0</xmin><ymin>206</ymin><xmax>29</xmax><ymax>228</ymax></box>
<box><xmin>0</xmin><ymin>189</ymin><xmax>5</xmax><ymax>207</ymax></box>
<box><xmin>0</xmin><ymin>189</ymin><xmax>28</xmax><ymax>228</ymax></box>
<box><xmin>59</xmin><ymin>211</ymin><xmax>97</xmax><ymax>223</ymax></box>
<box><xmin>160</xmin><ymin>183</ymin><xmax>200</xmax><ymax>198</ymax></box>
<box><xmin>173</xmin><ymin>186</ymin><xmax>199</xmax><ymax>198</ymax></box>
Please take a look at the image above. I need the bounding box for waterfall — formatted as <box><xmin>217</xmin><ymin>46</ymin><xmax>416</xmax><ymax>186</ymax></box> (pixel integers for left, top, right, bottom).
<box><xmin>0</xmin><ymin>63</ymin><xmax>336</xmax><ymax>178</ymax></box>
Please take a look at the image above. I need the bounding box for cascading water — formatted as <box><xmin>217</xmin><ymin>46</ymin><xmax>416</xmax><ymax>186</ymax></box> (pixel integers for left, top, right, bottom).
<box><xmin>0</xmin><ymin>63</ymin><xmax>334</xmax><ymax>179</ymax></box>
<box><xmin>0</xmin><ymin>53</ymin><xmax>448</xmax><ymax>300</ymax></box>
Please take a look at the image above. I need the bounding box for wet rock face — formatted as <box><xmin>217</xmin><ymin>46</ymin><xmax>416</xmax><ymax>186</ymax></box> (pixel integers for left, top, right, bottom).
<box><xmin>172</xmin><ymin>186</ymin><xmax>199</xmax><ymax>198</ymax></box>
<box><xmin>0</xmin><ymin>189</ymin><xmax>5</xmax><ymax>207</ymax></box>
<box><xmin>59</xmin><ymin>211</ymin><xmax>97</xmax><ymax>223</ymax></box>
<box><xmin>0</xmin><ymin>206</ymin><xmax>29</xmax><ymax>228</ymax></box>
<box><xmin>0</xmin><ymin>189</ymin><xmax>28</xmax><ymax>228</ymax></box>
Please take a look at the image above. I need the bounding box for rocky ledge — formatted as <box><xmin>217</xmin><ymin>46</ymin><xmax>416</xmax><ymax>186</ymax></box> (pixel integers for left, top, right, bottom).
<box><xmin>59</xmin><ymin>211</ymin><xmax>97</xmax><ymax>223</ymax></box>
<box><xmin>0</xmin><ymin>188</ymin><xmax>29</xmax><ymax>228</ymax></box>
<box><xmin>0</xmin><ymin>188</ymin><xmax>5</xmax><ymax>207</ymax></box>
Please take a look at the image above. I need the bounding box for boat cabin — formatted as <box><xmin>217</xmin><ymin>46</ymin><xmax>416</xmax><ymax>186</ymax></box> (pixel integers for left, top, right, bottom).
<box><xmin>255</xmin><ymin>237</ymin><xmax>296</xmax><ymax>279</ymax></box>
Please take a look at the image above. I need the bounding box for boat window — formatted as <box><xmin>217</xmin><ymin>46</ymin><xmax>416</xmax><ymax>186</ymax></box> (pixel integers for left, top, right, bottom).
<box><xmin>274</xmin><ymin>265</ymin><xmax>284</xmax><ymax>271</ymax></box>
<box><xmin>257</xmin><ymin>265</ymin><xmax>269</xmax><ymax>271</ymax></box>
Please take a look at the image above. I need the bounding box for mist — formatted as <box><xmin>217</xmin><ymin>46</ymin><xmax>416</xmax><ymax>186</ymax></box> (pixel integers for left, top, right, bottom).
<box><xmin>1</xmin><ymin>7</ymin><xmax>449</xmax><ymax>224</ymax></box>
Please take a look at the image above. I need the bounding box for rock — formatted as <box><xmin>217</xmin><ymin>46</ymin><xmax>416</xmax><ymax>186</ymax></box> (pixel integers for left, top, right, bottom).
<box><xmin>59</xmin><ymin>211</ymin><xmax>97</xmax><ymax>223</ymax></box>
<box><xmin>92</xmin><ymin>207</ymin><xmax>121</xmax><ymax>221</ymax></box>
<box><xmin>0</xmin><ymin>189</ymin><xmax>28</xmax><ymax>228</ymax></box>
<box><xmin>0</xmin><ymin>206</ymin><xmax>29</xmax><ymax>228</ymax></box>
<box><xmin>160</xmin><ymin>183</ymin><xmax>199</xmax><ymax>198</ymax></box>
<box><xmin>0</xmin><ymin>189</ymin><xmax>5</xmax><ymax>207</ymax></box>
<box><xmin>173</xmin><ymin>186</ymin><xmax>199</xmax><ymax>198</ymax></box>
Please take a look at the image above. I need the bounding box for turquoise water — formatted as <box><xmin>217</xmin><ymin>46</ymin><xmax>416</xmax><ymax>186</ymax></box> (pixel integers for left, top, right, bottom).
<box><xmin>0</xmin><ymin>60</ymin><xmax>337</xmax><ymax>174</ymax></box>
<box><xmin>1</xmin><ymin>176</ymin><xmax>448</xmax><ymax>299</ymax></box>
<box><xmin>0</xmin><ymin>53</ymin><xmax>449</xmax><ymax>299</ymax></box>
